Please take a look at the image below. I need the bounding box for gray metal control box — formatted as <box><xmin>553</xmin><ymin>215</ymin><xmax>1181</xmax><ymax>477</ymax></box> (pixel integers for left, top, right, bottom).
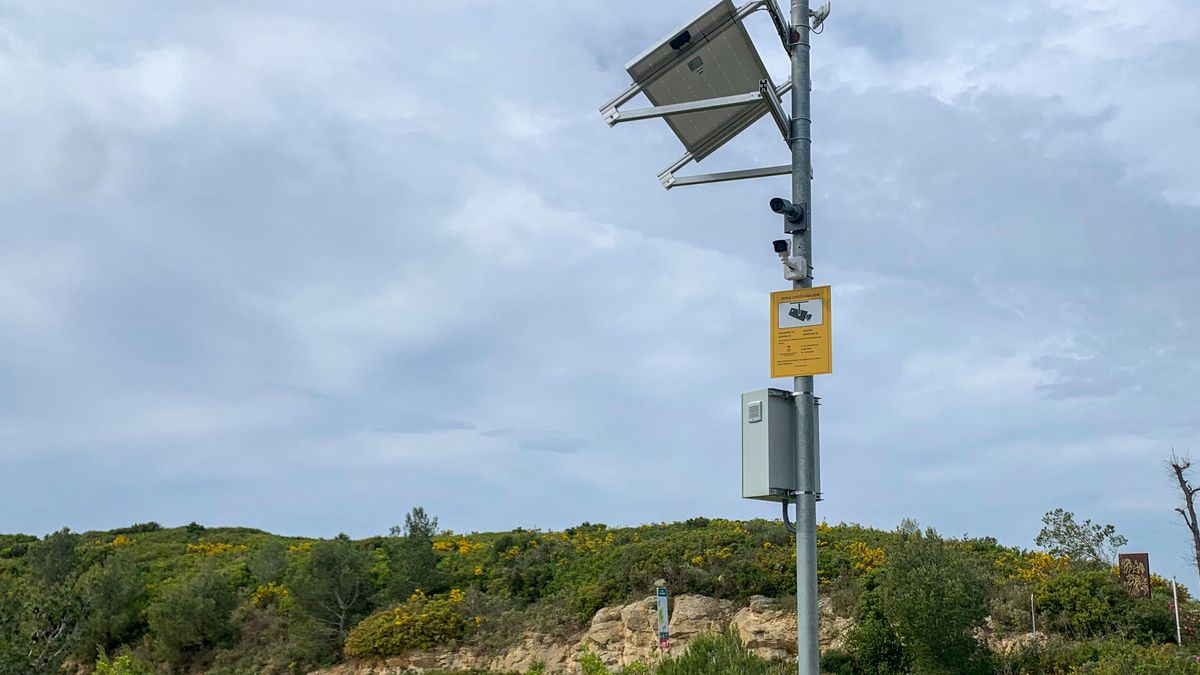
<box><xmin>741</xmin><ymin>388</ymin><xmax>797</xmax><ymax>501</ymax></box>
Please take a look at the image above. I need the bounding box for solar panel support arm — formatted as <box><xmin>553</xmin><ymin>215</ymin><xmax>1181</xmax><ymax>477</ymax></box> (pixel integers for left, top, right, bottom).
<box><xmin>660</xmin><ymin>164</ymin><xmax>792</xmax><ymax>189</ymax></box>
<box><xmin>655</xmin><ymin>78</ymin><xmax>793</xmax><ymax>189</ymax></box>
<box><xmin>763</xmin><ymin>0</ymin><xmax>794</xmax><ymax>55</ymax></box>
<box><xmin>604</xmin><ymin>90</ymin><xmax>769</xmax><ymax>127</ymax></box>
<box><xmin>760</xmin><ymin>79</ymin><xmax>791</xmax><ymax>142</ymax></box>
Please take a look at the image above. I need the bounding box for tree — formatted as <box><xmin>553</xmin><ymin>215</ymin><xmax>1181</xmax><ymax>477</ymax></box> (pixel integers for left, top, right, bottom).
<box><xmin>382</xmin><ymin>507</ymin><xmax>443</xmax><ymax>602</ymax></box>
<box><xmin>844</xmin><ymin>573</ymin><xmax>909</xmax><ymax>674</ymax></box>
<box><xmin>26</xmin><ymin>528</ymin><xmax>80</xmax><ymax>587</ymax></box>
<box><xmin>248</xmin><ymin>539</ymin><xmax>288</xmax><ymax>585</ymax></box>
<box><xmin>1035</xmin><ymin>508</ymin><xmax>1127</xmax><ymax>564</ymax></box>
<box><xmin>878</xmin><ymin>526</ymin><xmax>991</xmax><ymax>675</ymax></box>
<box><xmin>1167</xmin><ymin>452</ymin><xmax>1200</xmax><ymax>588</ymax></box>
<box><xmin>0</xmin><ymin>575</ymin><xmax>29</xmax><ymax>675</ymax></box>
<box><xmin>74</xmin><ymin>551</ymin><xmax>146</xmax><ymax>661</ymax></box>
<box><xmin>288</xmin><ymin>534</ymin><xmax>371</xmax><ymax>638</ymax></box>
<box><xmin>147</xmin><ymin>563</ymin><xmax>237</xmax><ymax>667</ymax></box>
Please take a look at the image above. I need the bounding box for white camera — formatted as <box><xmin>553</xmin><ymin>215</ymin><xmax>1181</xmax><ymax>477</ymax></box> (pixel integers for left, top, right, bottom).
<box><xmin>772</xmin><ymin>240</ymin><xmax>809</xmax><ymax>281</ymax></box>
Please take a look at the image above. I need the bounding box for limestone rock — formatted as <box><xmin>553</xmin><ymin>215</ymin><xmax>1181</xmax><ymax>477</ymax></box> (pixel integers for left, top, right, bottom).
<box><xmin>732</xmin><ymin>595</ymin><xmax>797</xmax><ymax>661</ymax></box>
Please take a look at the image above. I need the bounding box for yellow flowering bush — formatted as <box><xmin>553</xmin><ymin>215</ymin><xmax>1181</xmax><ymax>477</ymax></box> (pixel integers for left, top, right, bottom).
<box><xmin>287</xmin><ymin>542</ymin><xmax>312</xmax><ymax>554</ymax></box>
<box><xmin>995</xmin><ymin>550</ymin><xmax>1069</xmax><ymax>584</ymax></box>
<box><xmin>110</xmin><ymin>535</ymin><xmax>134</xmax><ymax>547</ymax></box>
<box><xmin>847</xmin><ymin>541</ymin><xmax>886</xmax><ymax>574</ymax></box>
<box><xmin>431</xmin><ymin>538</ymin><xmax>485</xmax><ymax>555</ymax></box>
<box><xmin>185</xmin><ymin>540</ymin><xmax>247</xmax><ymax>556</ymax></box>
<box><xmin>343</xmin><ymin>590</ymin><xmax>468</xmax><ymax>659</ymax></box>
<box><xmin>251</xmin><ymin>581</ymin><xmax>290</xmax><ymax>605</ymax></box>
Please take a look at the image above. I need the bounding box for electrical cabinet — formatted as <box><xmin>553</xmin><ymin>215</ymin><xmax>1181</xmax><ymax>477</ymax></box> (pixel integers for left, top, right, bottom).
<box><xmin>741</xmin><ymin>388</ymin><xmax>797</xmax><ymax>501</ymax></box>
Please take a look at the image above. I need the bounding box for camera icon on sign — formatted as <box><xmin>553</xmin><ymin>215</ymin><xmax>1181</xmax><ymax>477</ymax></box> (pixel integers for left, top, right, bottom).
<box><xmin>789</xmin><ymin>306</ymin><xmax>812</xmax><ymax>322</ymax></box>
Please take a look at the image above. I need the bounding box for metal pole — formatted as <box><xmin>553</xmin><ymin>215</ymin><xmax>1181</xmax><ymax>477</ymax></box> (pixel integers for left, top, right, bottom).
<box><xmin>789</xmin><ymin>1</ymin><xmax>819</xmax><ymax>673</ymax></box>
<box><xmin>1030</xmin><ymin>593</ymin><xmax>1037</xmax><ymax>642</ymax></box>
<box><xmin>1174</xmin><ymin>578</ymin><xmax>1182</xmax><ymax>644</ymax></box>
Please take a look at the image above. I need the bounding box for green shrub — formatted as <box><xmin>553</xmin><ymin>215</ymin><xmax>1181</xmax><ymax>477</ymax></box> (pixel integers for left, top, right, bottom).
<box><xmin>877</xmin><ymin>527</ymin><xmax>991</xmax><ymax>675</ymax></box>
<box><xmin>1120</xmin><ymin>595</ymin><xmax>1176</xmax><ymax>644</ymax></box>
<box><xmin>1035</xmin><ymin>569</ymin><xmax>1129</xmax><ymax>638</ymax></box>
<box><xmin>210</xmin><ymin>589</ymin><xmax>334</xmax><ymax>674</ymax></box>
<box><xmin>578</xmin><ymin>646</ymin><xmax>611</xmax><ymax>675</ymax></box>
<box><xmin>654</xmin><ymin>631</ymin><xmax>791</xmax><ymax>675</ymax></box>
<box><xmin>343</xmin><ymin>591</ymin><xmax>467</xmax><ymax>659</ymax></box>
<box><xmin>844</xmin><ymin>616</ymin><xmax>909</xmax><ymax>674</ymax></box>
<box><xmin>95</xmin><ymin>649</ymin><xmax>154</xmax><ymax>675</ymax></box>
<box><xmin>819</xmin><ymin>648</ymin><xmax>854</xmax><ymax>675</ymax></box>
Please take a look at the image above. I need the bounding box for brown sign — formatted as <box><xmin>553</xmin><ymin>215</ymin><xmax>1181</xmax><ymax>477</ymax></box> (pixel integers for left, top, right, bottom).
<box><xmin>1119</xmin><ymin>553</ymin><xmax>1151</xmax><ymax>598</ymax></box>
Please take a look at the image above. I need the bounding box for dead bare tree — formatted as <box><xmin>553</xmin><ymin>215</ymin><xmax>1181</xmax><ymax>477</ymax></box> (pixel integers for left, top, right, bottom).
<box><xmin>1168</xmin><ymin>451</ymin><xmax>1200</xmax><ymax>586</ymax></box>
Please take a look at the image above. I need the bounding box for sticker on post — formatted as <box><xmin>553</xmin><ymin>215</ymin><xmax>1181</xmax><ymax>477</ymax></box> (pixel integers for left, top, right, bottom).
<box><xmin>771</xmin><ymin>286</ymin><xmax>832</xmax><ymax>377</ymax></box>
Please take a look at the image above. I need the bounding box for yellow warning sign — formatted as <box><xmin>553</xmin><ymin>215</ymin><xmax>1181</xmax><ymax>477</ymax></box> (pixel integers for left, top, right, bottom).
<box><xmin>771</xmin><ymin>286</ymin><xmax>832</xmax><ymax>377</ymax></box>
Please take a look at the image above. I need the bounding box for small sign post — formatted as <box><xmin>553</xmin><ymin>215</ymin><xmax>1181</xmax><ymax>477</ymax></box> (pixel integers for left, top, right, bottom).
<box><xmin>656</xmin><ymin>585</ymin><xmax>670</xmax><ymax>650</ymax></box>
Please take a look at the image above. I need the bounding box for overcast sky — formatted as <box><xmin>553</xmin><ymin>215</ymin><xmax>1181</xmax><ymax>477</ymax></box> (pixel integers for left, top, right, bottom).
<box><xmin>2</xmin><ymin>0</ymin><xmax>1199</xmax><ymax>582</ymax></box>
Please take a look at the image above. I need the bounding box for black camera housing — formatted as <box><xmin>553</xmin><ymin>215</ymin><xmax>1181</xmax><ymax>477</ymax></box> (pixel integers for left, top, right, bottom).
<box><xmin>769</xmin><ymin>197</ymin><xmax>807</xmax><ymax>233</ymax></box>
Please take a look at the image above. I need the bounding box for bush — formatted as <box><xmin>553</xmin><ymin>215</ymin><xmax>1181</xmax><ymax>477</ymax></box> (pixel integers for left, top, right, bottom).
<box><xmin>578</xmin><ymin>647</ymin><xmax>611</xmax><ymax>675</ymax></box>
<box><xmin>654</xmin><ymin>631</ymin><xmax>792</xmax><ymax>675</ymax></box>
<box><xmin>1074</xmin><ymin>641</ymin><xmax>1200</xmax><ymax>674</ymax></box>
<box><xmin>820</xmin><ymin>648</ymin><xmax>854</xmax><ymax>675</ymax></box>
<box><xmin>1120</xmin><ymin>595</ymin><xmax>1176</xmax><ymax>644</ymax></box>
<box><xmin>95</xmin><ymin>649</ymin><xmax>154</xmax><ymax>675</ymax></box>
<box><xmin>343</xmin><ymin>590</ymin><xmax>467</xmax><ymax>659</ymax></box>
<box><xmin>877</xmin><ymin>527</ymin><xmax>991</xmax><ymax>675</ymax></box>
<box><xmin>844</xmin><ymin>616</ymin><xmax>909</xmax><ymax>674</ymax></box>
<box><xmin>999</xmin><ymin>638</ymin><xmax>1200</xmax><ymax>674</ymax></box>
<box><xmin>211</xmin><ymin>591</ymin><xmax>334</xmax><ymax>674</ymax></box>
<box><xmin>1035</xmin><ymin>569</ymin><xmax>1130</xmax><ymax>638</ymax></box>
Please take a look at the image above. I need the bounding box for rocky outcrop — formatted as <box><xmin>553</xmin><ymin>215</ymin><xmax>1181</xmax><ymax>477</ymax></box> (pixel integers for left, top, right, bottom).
<box><xmin>311</xmin><ymin>593</ymin><xmax>850</xmax><ymax>674</ymax></box>
<box><xmin>577</xmin><ymin>594</ymin><xmax>738</xmax><ymax>669</ymax></box>
<box><xmin>732</xmin><ymin>595</ymin><xmax>797</xmax><ymax>661</ymax></box>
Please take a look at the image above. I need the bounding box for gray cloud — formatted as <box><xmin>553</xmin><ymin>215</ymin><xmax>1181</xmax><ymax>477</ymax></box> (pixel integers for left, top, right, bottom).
<box><xmin>1</xmin><ymin>0</ymin><xmax>1197</xmax><ymax>582</ymax></box>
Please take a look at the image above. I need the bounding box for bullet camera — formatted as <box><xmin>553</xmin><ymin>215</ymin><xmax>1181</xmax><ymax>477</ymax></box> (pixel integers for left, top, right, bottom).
<box><xmin>769</xmin><ymin>197</ymin><xmax>805</xmax><ymax>224</ymax></box>
<box><xmin>773</xmin><ymin>239</ymin><xmax>809</xmax><ymax>281</ymax></box>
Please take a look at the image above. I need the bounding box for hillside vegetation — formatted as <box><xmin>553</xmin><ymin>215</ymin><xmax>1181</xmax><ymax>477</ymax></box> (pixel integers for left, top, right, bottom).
<box><xmin>1</xmin><ymin>511</ymin><xmax>1196</xmax><ymax>674</ymax></box>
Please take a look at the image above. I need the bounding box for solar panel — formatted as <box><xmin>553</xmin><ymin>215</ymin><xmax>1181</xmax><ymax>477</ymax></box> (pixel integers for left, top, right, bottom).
<box><xmin>625</xmin><ymin>0</ymin><xmax>777</xmax><ymax>162</ymax></box>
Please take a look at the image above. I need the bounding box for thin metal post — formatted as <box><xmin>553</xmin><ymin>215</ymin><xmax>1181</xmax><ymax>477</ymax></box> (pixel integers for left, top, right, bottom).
<box><xmin>1030</xmin><ymin>593</ymin><xmax>1037</xmax><ymax>642</ymax></box>
<box><xmin>790</xmin><ymin>1</ymin><xmax>819</xmax><ymax>673</ymax></box>
<box><xmin>1174</xmin><ymin>579</ymin><xmax>1182</xmax><ymax>644</ymax></box>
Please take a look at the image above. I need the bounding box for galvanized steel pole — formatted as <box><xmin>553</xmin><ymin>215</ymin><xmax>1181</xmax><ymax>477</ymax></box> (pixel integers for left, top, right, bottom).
<box><xmin>789</xmin><ymin>0</ymin><xmax>820</xmax><ymax>673</ymax></box>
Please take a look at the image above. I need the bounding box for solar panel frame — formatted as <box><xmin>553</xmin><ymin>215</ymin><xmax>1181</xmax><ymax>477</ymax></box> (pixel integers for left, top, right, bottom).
<box><xmin>624</xmin><ymin>0</ymin><xmax>778</xmax><ymax>162</ymax></box>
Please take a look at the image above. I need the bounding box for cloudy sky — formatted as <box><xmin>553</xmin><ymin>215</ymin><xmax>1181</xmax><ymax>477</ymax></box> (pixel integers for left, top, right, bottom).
<box><xmin>2</xmin><ymin>0</ymin><xmax>1198</xmax><ymax>580</ymax></box>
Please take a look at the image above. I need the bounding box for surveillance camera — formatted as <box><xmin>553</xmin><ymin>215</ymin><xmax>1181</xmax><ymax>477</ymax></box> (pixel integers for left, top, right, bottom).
<box><xmin>773</xmin><ymin>241</ymin><xmax>810</xmax><ymax>282</ymax></box>
<box><xmin>810</xmin><ymin>2</ymin><xmax>831</xmax><ymax>30</ymax></box>
<box><xmin>769</xmin><ymin>197</ymin><xmax>805</xmax><ymax>224</ymax></box>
